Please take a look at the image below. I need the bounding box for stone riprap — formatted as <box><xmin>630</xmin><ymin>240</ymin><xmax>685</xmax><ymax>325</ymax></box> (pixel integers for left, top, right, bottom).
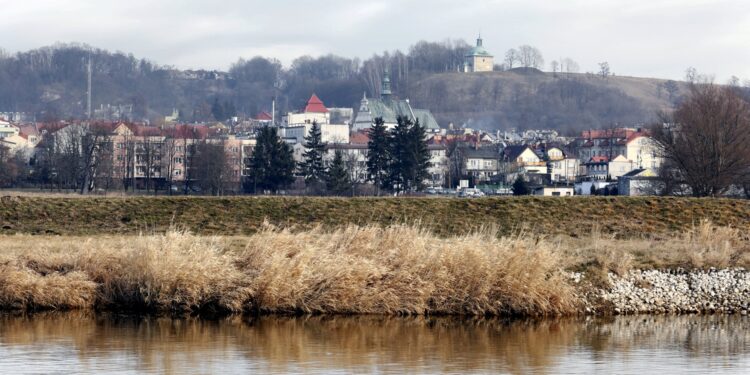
<box><xmin>597</xmin><ymin>269</ymin><xmax>750</xmax><ymax>315</ymax></box>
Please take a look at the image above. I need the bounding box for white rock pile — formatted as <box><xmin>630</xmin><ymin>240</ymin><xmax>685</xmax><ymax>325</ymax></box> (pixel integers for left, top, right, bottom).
<box><xmin>600</xmin><ymin>268</ymin><xmax>750</xmax><ymax>315</ymax></box>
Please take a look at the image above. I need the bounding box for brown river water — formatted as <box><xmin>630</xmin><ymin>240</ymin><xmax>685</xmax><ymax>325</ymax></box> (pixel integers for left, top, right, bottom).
<box><xmin>0</xmin><ymin>313</ymin><xmax>748</xmax><ymax>374</ymax></box>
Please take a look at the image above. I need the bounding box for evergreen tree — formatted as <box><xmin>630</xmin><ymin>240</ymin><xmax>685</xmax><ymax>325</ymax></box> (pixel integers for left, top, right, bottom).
<box><xmin>408</xmin><ymin>118</ymin><xmax>431</xmax><ymax>191</ymax></box>
<box><xmin>246</xmin><ymin>126</ymin><xmax>295</xmax><ymax>194</ymax></box>
<box><xmin>298</xmin><ymin>121</ymin><xmax>326</xmax><ymax>192</ymax></box>
<box><xmin>512</xmin><ymin>175</ymin><xmax>530</xmax><ymax>196</ymax></box>
<box><xmin>366</xmin><ymin>117</ymin><xmax>390</xmax><ymax>194</ymax></box>
<box><xmin>326</xmin><ymin>150</ymin><xmax>351</xmax><ymax>196</ymax></box>
<box><xmin>388</xmin><ymin>116</ymin><xmax>431</xmax><ymax>194</ymax></box>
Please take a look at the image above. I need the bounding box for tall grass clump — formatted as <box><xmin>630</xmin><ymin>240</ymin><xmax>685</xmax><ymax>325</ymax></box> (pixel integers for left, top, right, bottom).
<box><xmin>0</xmin><ymin>231</ymin><xmax>250</xmax><ymax>314</ymax></box>
<box><xmin>238</xmin><ymin>224</ymin><xmax>578</xmax><ymax>316</ymax></box>
<box><xmin>0</xmin><ymin>225</ymin><xmax>578</xmax><ymax>316</ymax></box>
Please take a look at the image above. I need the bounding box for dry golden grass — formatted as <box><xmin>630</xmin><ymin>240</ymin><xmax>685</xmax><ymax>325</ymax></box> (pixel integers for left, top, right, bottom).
<box><xmin>559</xmin><ymin>220</ymin><xmax>750</xmax><ymax>276</ymax></box>
<box><xmin>0</xmin><ymin>221</ymin><xmax>747</xmax><ymax>316</ymax></box>
<box><xmin>0</xmin><ymin>225</ymin><xmax>576</xmax><ymax>316</ymax></box>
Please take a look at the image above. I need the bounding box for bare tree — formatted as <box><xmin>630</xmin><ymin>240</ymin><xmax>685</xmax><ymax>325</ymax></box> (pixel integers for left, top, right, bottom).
<box><xmin>550</xmin><ymin>60</ymin><xmax>559</xmax><ymax>76</ymax></box>
<box><xmin>685</xmin><ymin>67</ymin><xmax>697</xmax><ymax>83</ymax></box>
<box><xmin>598</xmin><ymin>62</ymin><xmax>610</xmax><ymax>79</ymax></box>
<box><xmin>504</xmin><ymin>49</ymin><xmax>519</xmax><ymax>69</ymax></box>
<box><xmin>517</xmin><ymin>45</ymin><xmax>544</xmax><ymax>69</ymax></box>
<box><xmin>561</xmin><ymin>58</ymin><xmax>580</xmax><ymax>76</ymax></box>
<box><xmin>162</xmin><ymin>137</ymin><xmax>179</xmax><ymax>195</ymax></box>
<box><xmin>651</xmin><ymin>83</ymin><xmax>750</xmax><ymax>197</ymax></box>
<box><xmin>192</xmin><ymin>141</ymin><xmax>231</xmax><ymax>196</ymax></box>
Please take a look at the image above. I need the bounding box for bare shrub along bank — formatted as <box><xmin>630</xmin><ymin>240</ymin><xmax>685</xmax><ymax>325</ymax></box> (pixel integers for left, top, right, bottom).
<box><xmin>0</xmin><ymin>225</ymin><xmax>577</xmax><ymax>316</ymax></box>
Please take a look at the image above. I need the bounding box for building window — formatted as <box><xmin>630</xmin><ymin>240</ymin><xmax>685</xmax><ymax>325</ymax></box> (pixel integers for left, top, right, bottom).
<box><xmin>174</xmin><ymin>169</ymin><xmax>182</xmax><ymax>176</ymax></box>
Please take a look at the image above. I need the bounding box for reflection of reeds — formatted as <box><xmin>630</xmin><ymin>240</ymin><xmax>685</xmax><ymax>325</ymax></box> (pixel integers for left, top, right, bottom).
<box><xmin>0</xmin><ymin>313</ymin><xmax>747</xmax><ymax>374</ymax></box>
<box><xmin>0</xmin><ymin>225</ymin><xmax>575</xmax><ymax>316</ymax></box>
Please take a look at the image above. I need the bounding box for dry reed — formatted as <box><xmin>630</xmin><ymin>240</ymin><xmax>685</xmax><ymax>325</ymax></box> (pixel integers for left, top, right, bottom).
<box><xmin>1</xmin><ymin>221</ymin><xmax>747</xmax><ymax>316</ymax></box>
<box><xmin>0</xmin><ymin>225</ymin><xmax>576</xmax><ymax>316</ymax></box>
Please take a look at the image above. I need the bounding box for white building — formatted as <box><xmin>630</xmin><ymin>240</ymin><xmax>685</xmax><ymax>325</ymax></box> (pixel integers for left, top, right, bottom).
<box><xmin>549</xmin><ymin>158</ymin><xmax>580</xmax><ymax>182</ymax></box>
<box><xmin>533</xmin><ymin>186</ymin><xmax>575</xmax><ymax>196</ymax></box>
<box><xmin>0</xmin><ymin>120</ymin><xmax>19</xmax><ymax>139</ymax></box>
<box><xmin>280</xmin><ymin>94</ymin><xmax>350</xmax><ymax>144</ymax></box>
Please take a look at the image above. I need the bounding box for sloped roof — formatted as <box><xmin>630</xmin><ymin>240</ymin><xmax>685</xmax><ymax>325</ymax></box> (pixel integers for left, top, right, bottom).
<box><xmin>364</xmin><ymin>98</ymin><xmax>440</xmax><ymax>129</ymax></box>
<box><xmin>465</xmin><ymin>147</ymin><xmax>500</xmax><ymax>159</ymax></box>
<box><xmin>503</xmin><ymin>145</ymin><xmax>533</xmax><ymax>161</ymax></box>
<box><xmin>349</xmin><ymin>131</ymin><xmax>370</xmax><ymax>145</ymax></box>
<box><xmin>255</xmin><ymin>111</ymin><xmax>273</xmax><ymax>121</ymax></box>
<box><xmin>303</xmin><ymin>94</ymin><xmax>328</xmax><ymax>113</ymax></box>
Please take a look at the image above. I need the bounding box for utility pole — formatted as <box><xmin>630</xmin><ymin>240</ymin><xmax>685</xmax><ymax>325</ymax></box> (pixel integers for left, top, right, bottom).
<box><xmin>86</xmin><ymin>56</ymin><xmax>92</xmax><ymax>120</ymax></box>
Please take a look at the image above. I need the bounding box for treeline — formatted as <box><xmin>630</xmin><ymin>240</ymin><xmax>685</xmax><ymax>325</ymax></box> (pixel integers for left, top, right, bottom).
<box><xmin>5</xmin><ymin>42</ymin><xmax>748</xmax><ymax>133</ymax></box>
<box><xmin>0</xmin><ymin>40</ymin><xmax>473</xmax><ymax>123</ymax></box>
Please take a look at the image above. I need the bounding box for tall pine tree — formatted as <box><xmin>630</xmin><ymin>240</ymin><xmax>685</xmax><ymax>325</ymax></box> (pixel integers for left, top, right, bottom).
<box><xmin>246</xmin><ymin>126</ymin><xmax>295</xmax><ymax>194</ymax></box>
<box><xmin>298</xmin><ymin>121</ymin><xmax>326</xmax><ymax>193</ymax></box>
<box><xmin>366</xmin><ymin>117</ymin><xmax>390</xmax><ymax>194</ymax></box>
<box><xmin>326</xmin><ymin>150</ymin><xmax>351</xmax><ymax>196</ymax></box>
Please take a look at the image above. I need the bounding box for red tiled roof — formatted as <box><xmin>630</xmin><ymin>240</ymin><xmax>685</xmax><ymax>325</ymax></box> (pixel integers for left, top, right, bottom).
<box><xmin>165</xmin><ymin>124</ymin><xmax>209</xmax><ymax>139</ymax></box>
<box><xmin>303</xmin><ymin>94</ymin><xmax>328</xmax><ymax>113</ymax></box>
<box><xmin>255</xmin><ymin>111</ymin><xmax>273</xmax><ymax>121</ymax></box>
<box><xmin>589</xmin><ymin>155</ymin><xmax>609</xmax><ymax>163</ymax></box>
<box><xmin>349</xmin><ymin>131</ymin><xmax>370</xmax><ymax>144</ymax></box>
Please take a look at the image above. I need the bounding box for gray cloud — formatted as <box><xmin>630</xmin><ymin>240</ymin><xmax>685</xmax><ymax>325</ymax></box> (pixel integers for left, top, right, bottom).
<box><xmin>1</xmin><ymin>0</ymin><xmax>748</xmax><ymax>81</ymax></box>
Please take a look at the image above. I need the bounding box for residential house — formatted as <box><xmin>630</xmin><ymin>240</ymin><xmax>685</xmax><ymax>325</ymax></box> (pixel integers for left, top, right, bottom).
<box><xmin>581</xmin><ymin>155</ymin><xmax>634</xmax><ymax>181</ymax></box>
<box><xmin>462</xmin><ymin>147</ymin><xmax>500</xmax><ymax>184</ymax></box>
<box><xmin>502</xmin><ymin>145</ymin><xmax>546</xmax><ymax>174</ymax></box>
<box><xmin>618</xmin><ymin>168</ymin><xmax>663</xmax><ymax>196</ymax></box>
<box><xmin>533</xmin><ymin>186</ymin><xmax>575</xmax><ymax>196</ymax></box>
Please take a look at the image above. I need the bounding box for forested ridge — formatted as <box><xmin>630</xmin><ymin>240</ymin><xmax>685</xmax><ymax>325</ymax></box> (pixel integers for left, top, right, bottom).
<box><xmin>0</xmin><ymin>40</ymin><xmax>702</xmax><ymax>133</ymax></box>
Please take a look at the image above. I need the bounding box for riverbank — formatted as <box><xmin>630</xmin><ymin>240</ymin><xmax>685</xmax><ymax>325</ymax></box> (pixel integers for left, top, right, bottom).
<box><xmin>1</xmin><ymin>223</ymin><xmax>747</xmax><ymax>316</ymax></box>
<box><xmin>1</xmin><ymin>195</ymin><xmax>750</xmax><ymax>237</ymax></box>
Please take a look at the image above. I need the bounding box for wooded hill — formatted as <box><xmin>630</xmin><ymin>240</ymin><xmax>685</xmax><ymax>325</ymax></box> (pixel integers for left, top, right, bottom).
<box><xmin>0</xmin><ymin>42</ymin><xmax>699</xmax><ymax>133</ymax></box>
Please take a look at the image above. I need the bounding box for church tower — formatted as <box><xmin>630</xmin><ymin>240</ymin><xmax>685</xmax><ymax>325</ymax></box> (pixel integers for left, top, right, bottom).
<box><xmin>381</xmin><ymin>66</ymin><xmax>392</xmax><ymax>100</ymax></box>
<box><xmin>464</xmin><ymin>34</ymin><xmax>494</xmax><ymax>72</ymax></box>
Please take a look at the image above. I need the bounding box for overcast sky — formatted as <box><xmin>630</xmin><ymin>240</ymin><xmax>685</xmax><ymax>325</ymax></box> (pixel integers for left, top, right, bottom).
<box><xmin>2</xmin><ymin>0</ymin><xmax>749</xmax><ymax>81</ymax></box>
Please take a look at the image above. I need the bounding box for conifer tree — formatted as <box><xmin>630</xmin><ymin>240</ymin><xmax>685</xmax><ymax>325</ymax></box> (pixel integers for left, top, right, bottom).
<box><xmin>246</xmin><ymin>126</ymin><xmax>295</xmax><ymax>194</ymax></box>
<box><xmin>366</xmin><ymin>117</ymin><xmax>390</xmax><ymax>194</ymax></box>
<box><xmin>326</xmin><ymin>149</ymin><xmax>351</xmax><ymax>196</ymax></box>
<box><xmin>387</xmin><ymin>116</ymin><xmax>431</xmax><ymax>194</ymax></box>
<box><xmin>512</xmin><ymin>175</ymin><xmax>530</xmax><ymax>196</ymax></box>
<box><xmin>298</xmin><ymin>121</ymin><xmax>326</xmax><ymax>192</ymax></box>
<box><xmin>408</xmin><ymin>118</ymin><xmax>431</xmax><ymax>191</ymax></box>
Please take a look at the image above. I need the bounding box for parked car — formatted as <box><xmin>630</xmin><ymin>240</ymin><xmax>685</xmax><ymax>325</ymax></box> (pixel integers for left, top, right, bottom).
<box><xmin>458</xmin><ymin>188</ymin><xmax>485</xmax><ymax>198</ymax></box>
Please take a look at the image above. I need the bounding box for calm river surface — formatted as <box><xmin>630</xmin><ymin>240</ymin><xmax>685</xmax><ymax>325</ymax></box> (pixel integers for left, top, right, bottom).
<box><xmin>0</xmin><ymin>313</ymin><xmax>748</xmax><ymax>374</ymax></box>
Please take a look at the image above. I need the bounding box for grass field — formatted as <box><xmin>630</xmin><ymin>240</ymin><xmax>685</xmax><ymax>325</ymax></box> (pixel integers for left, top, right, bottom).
<box><xmin>1</xmin><ymin>195</ymin><xmax>749</xmax><ymax>237</ymax></box>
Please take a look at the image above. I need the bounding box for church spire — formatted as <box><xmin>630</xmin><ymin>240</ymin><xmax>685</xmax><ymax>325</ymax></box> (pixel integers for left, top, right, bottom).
<box><xmin>381</xmin><ymin>66</ymin><xmax>392</xmax><ymax>100</ymax></box>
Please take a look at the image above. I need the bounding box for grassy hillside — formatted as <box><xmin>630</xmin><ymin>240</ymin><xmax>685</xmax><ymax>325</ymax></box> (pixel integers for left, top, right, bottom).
<box><xmin>409</xmin><ymin>70</ymin><xmax>688</xmax><ymax>133</ymax></box>
<box><xmin>0</xmin><ymin>196</ymin><xmax>748</xmax><ymax>237</ymax></box>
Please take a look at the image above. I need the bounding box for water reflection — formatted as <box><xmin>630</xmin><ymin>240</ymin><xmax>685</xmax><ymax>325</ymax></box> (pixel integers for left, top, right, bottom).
<box><xmin>0</xmin><ymin>313</ymin><xmax>748</xmax><ymax>374</ymax></box>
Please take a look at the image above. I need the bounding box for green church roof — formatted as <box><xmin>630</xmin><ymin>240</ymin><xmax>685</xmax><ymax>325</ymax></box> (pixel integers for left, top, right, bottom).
<box><xmin>364</xmin><ymin>98</ymin><xmax>440</xmax><ymax>129</ymax></box>
<box><xmin>465</xmin><ymin>36</ymin><xmax>493</xmax><ymax>57</ymax></box>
